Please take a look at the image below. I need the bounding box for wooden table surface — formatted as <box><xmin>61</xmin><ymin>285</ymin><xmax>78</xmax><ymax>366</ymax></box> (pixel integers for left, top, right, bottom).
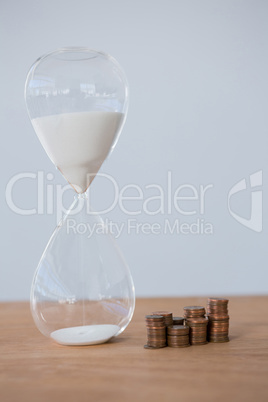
<box><xmin>1</xmin><ymin>296</ymin><xmax>268</xmax><ymax>402</ymax></box>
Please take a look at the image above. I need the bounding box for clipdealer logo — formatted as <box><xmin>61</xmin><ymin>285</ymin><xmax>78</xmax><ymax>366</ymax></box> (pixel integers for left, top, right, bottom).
<box><xmin>227</xmin><ymin>170</ymin><xmax>263</xmax><ymax>233</ymax></box>
<box><xmin>5</xmin><ymin>171</ymin><xmax>214</xmax><ymax>236</ymax></box>
<box><xmin>5</xmin><ymin>170</ymin><xmax>264</xmax><ymax>235</ymax></box>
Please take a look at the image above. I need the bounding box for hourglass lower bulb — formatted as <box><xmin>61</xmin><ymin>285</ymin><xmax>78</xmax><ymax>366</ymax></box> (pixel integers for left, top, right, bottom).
<box><xmin>25</xmin><ymin>47</ymin><xmax>135</xmax><ymax>345</ymax></box>
<box><xmin>31</xmin><ymin>194</ymin><xmax>135</xmax><ymax>345</ymax></box>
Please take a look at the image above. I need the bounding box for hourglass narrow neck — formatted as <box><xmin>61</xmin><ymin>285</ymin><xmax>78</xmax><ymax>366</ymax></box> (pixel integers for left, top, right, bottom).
<box><xmin>66</xmin><ymin>190</ymin><xmax>99</xmax><ymax>222</ymax></box>
<box><xmin>76</xmin><ymin>192</ymin><xmax>88</xmax><ymax>200</ymax></box>
<box><xmin>72</xmin><ymin>191</ymin><xmax>90</xmax><ymax>216</ymax></box>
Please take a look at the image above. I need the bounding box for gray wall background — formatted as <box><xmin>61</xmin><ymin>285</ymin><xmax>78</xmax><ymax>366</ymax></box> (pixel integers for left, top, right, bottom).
<box><xmin>1</xmin><ymin>0</ymin><xmax>268</xmax><ymax>300</ymax></box>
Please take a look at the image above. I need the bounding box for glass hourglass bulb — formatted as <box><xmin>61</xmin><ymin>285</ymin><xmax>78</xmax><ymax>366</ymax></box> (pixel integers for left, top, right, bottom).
<box><xmin>25</xmin><ymin>48</ymin><xmax>135</xmax><ymax>345</ymax></box>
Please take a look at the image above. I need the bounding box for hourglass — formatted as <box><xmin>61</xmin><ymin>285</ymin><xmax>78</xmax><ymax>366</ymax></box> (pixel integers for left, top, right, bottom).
<box><xmin>25</xmin><ymin>47</ymin><xmax>135</xmax><ymax>345</ymax></box>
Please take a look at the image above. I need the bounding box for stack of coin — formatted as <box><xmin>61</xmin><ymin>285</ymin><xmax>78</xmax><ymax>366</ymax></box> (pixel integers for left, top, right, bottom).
<box><xmin>183</xmin><ymin>306</ymin><xmax>206</xmax><ymax>319</ymax></box>
<box><xmin>152</xmin><ymin>311</ymin><xmax>173</xmax><ymax>327</ymax></box>
<box><xmin>207</xmin><ymin>298</ymin><xmax>229</xmax><ymax>343</ymax></box>
<box><xmin>144</xmin><ymin>315</ymin><xmax>167</xmax><ymax>349</ymax></box>
<box><xmin>173</xmin><ymin>316</ymin><xmax>184</xmax><ymax>325</ymax></box>
<box><xmin>207</xmin><ymin>297</ymin><xmax>229</xmax><ymax>316</ymax></box>
<box><xmin>185</xmin><ymin>317</ymin><xmax>208</xmax><ymax>345</ymax></box>
<box><xmin>167</xmin><ymin>325</ymin><xmax>190</xmax><ymax>348</ymax></box>
<box><xmin>184</xmin><ymin>306</ymin><xmax>207</xmax><ymax>345</ymax></box>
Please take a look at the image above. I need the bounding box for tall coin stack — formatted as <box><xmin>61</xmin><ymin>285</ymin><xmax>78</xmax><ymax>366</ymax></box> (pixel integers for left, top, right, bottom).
<box><xmin>167</xmin><ymin>325</ymin><xmax>190</xmax><ymax>348</ymax></box>
<box><xmin>207</xmin><ymin>298</ymin><xmax>229</xmax><ymax>343</ymax></box>
<box><xmin>184</xmin><ymin>306</ymin><xmax>208</xmax><ymax>345</ymax></box>
<box><xmin>152</xmin><ymin>311</ymin><xmax>173</xmax><ymax>327</ymax></box>
<box><xmin>145</xmin><ymin>315</ymin><xmax>167</xmax><ymax>349</ymax></box>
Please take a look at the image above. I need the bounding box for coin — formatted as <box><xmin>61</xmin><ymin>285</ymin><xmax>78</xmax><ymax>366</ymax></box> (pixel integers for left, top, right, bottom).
<box><xmin>145</xmin><ymin>315</ymin><xmax>165</xmax><ymax>321</ymax></box>
<box><xmin>145</xmin><ymin>322</ymin><xmax>166</xmax><ymax>327</ymax></box>
<box><xmin>152</xmin><ymin>311</ymin><xmax>172</xmax><ymax>316</ymax></box>
<box><xmin>168</xmin><ymin>343</ymin><xmax>191</xmax><ymax>348</ymax></box>
<box><xmin>173</xmin><ymin>317</ymin><xmax>184</xmax><ymax>325</ymax></box>
<box><xmin>183</xmin><ymin>306</ymin><xmax>206</xmax><ymax>320</ymax></box>
<box><xmin>167</xmin><ymin>325</ymin><xmax>189</xmax><ymax>335</ymax></box>
<box><xmin>147</xmin><ymin>341</ymin><xmax>167</xmax><ymax>345</ymax></box>
<box><xmin>167</xmin><ymin>340</ymin><xmax>190</xmax><ymax>347</ymax></box>
<box><xmin>144</xmin><ymin>344</ymin><xmax>166</xmax><ymax>349</ymax></box>
<box><xmin>147</xmin><ymin>327</ymin><xmax>166</xmax><ymax>332</ymax></box>
<box><xmin>208</xmin><ymin>314</ymin><xmax>229</xmax><ymax>320</ymax></box>
<box><xmin>207</xmin><ymin>297</ymin><xmax>229</xmax><ymax>303</ymax></box>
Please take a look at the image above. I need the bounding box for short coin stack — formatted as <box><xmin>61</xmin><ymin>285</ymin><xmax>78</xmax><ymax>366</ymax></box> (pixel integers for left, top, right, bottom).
<box><xmin>144</xmin><ymin>315</ymin><xmax>167</xmax><ymax>349</ymax></box>
<box><xmin>207</xmin><ymin>298</ymin><xmax>229</xmax><ymax>343</ymax></box>
<box><xmin>167</xmin><ymin>325</ymin><xmax>190</xmax><ymax>348</ymax></box>
<box><xmin>152</xmin><ymin>311</ymin><xmax>173</xmax><ymax>327</ymax></box>
<box><xmin>184</xmin><ymin>306</ymin><xmax>208</xmax><ymax>345</ymax></box>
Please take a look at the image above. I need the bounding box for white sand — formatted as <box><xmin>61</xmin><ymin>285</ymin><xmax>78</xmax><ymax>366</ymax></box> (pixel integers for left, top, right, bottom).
<box><xmin>32</xmin><ymin>111</ymin><xmax>123</xmax><ymax>193</ymax></box>
<box><xmin>50</xmin><ymin>324</ymin><xmax>120</xmax><ymax>345</ymax></box>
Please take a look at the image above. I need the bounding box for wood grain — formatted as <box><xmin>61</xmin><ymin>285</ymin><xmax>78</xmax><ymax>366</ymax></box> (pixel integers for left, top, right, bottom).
<box><xmin>0</xmin><ymin>296</ymin><xmax>268</xmax><ymax>402</ymax></box>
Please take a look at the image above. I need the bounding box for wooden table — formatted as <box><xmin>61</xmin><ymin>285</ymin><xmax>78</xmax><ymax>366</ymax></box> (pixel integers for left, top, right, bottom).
<box><xmin>1</xmin><ymin>296</ymin><xmax>268</xmax><ymax>402</ymax></box>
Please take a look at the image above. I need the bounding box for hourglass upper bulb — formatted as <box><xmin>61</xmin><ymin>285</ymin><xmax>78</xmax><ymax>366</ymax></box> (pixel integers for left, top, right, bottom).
<box><xmin>24</xmin><ymin>47</ymin><xmax>129</xmax><ymax>193</ymax></box>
